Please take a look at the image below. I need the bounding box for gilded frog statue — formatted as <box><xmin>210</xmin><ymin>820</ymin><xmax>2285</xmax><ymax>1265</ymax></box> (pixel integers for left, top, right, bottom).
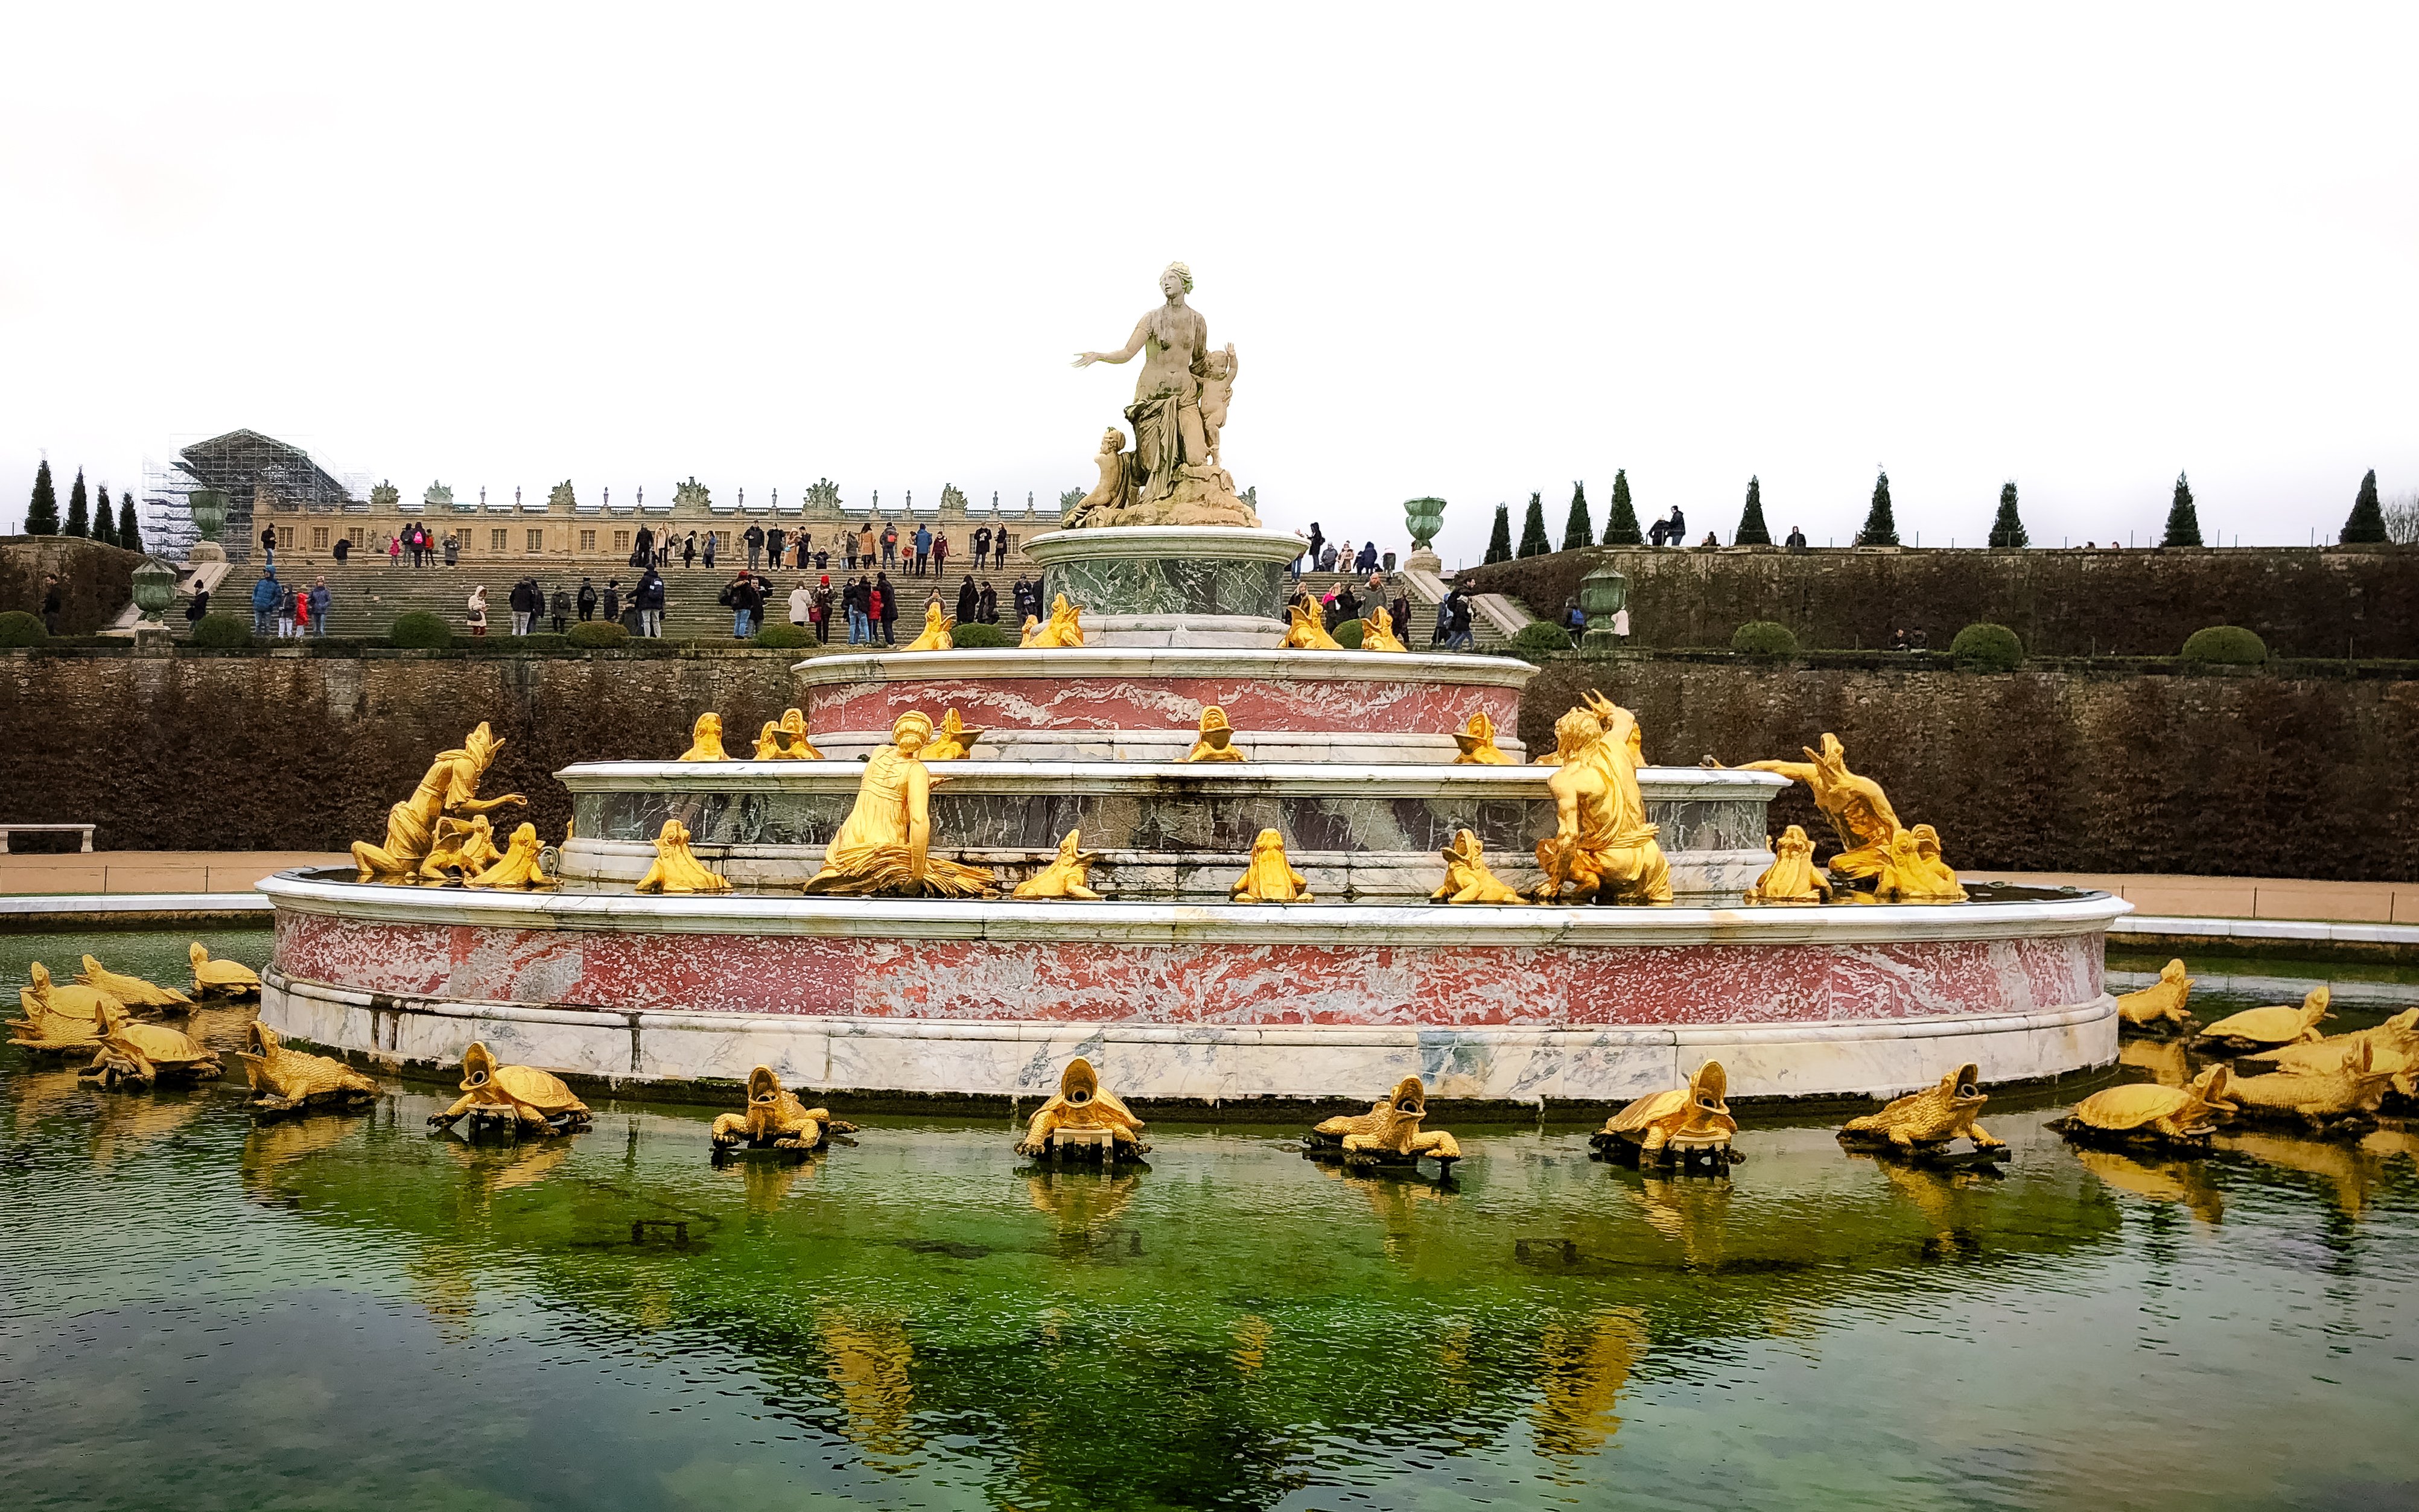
<box><xmin>711</xmin><ymin>1066</ymin><xmax>859</xmax><ymax>1155</ymax></box>
<box><xmin>1306</xmin><ymin>1076</ymin><xmax>1463</xmax><ymax>1174</ymax></box>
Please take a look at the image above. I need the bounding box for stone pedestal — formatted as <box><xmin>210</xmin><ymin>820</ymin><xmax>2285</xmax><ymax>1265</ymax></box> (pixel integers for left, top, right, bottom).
<box><xmin>1022</xmin><ymin>527</ymin><xmax>1305</xmax><ymax>647</ymax></box>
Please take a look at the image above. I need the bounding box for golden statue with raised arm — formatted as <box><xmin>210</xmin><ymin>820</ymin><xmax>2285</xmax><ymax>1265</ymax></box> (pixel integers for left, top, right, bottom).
<box><xmin>801</xmin><ymin>712</ymin><xmax>996</xmax><ymax>898</ymax></box>
<box><xmin>1532</xmin><ymin>694</ymin><xmax>1671</xmax><ymax>904</ymax></box>
<box><xmin>351</xmin><ymin>722</ymin><xmax>526</xmax><ymax>882</ymax></box>
<box><xmin>1727</xmin><ymin>732</ymin><xmax>1899</xmax><ymax>884</ymax></box>
<box><xmin>1069</xmin><ymin>262</ymin><xmax>1258</xmax><ymax>527</ymax></box>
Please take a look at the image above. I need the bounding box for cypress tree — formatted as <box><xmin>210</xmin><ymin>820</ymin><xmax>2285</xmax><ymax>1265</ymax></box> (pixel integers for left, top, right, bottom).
<box><xmin>117</xmin><ymin>491</ymin><xmax>142</xmax><ymax>556</ymax></box>
<box><xmin>65</xmin><ymin>469</ymin><xmax>91</xmax><ymax>538</ymax></box>
<box><xmin>91</xmin><ymin>484</ymin><xmax>117</xmax><ymax>547</ymax></box>
<box><xmin>25</xmin><ymin>460</ymin><xmax>58</xmax><ymax>534</ymax></box>
<box><xmin>1516</xmin><ymin>491</ymin><xmax>1551</xmax><ymax>557</ymax></box>
<box><xmin>1603</xmin><ymin>469</ymin><xmax>1642</xmax><ymax>545</ymax></box>
<box><xmin>2161</xmin><ymin>472</ymin><xmax>2202</xmax><ymax>547</ymax></box>
<box><xmin>1988</xmin><ymin>481</ymin><xmax>2028</xmax><ymax>547</ymax></box>
<box><xmin>2342</xmin><ymin>468</ymin><xmax>2387</xmax><ymax>544</ymax></box>
<box><xmin>1483</xmin><ymin>502</ymin><xmax>1513</xmax><ymax>564</ymax></box>
<box><xmin>1735</xmin><ymin>476</ymin><xmax>1772</xmax><ymax>545</ymax></box>
<box><xmin>1857</xmin><ymin>468</ymin><xmax>1899</xmax><ymax>545</ymax></box>
<box><xmin>1560</xmin><ymin>480</ymin><xmax>1594</xmax><ymax>551</ymax></box>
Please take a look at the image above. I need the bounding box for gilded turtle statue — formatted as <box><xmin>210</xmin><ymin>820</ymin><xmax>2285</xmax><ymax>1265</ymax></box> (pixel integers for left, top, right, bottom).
<box><xmin>189</xmin><ymin>942</ymin><xmax>261</xmax><ymax>998</ymax></box>
<box><xmin>2053</xmin><ymin>1066</ymin><xmax>2237</xmax><ymax>1149</ymax></box>
<box><xmin>1306</xmin><ymin>1075</ymin><xmax>1463</xmax><ymax>1174</ymax></box>
<box><xmin>1016</xmin><ymin>1056</ymin><xmax>1148</xmax><ymax>1161</ymax></box>
<box><xmin>2193</xmin><ymin>988</ymin><xmax>2330</xmax><ymax>1053</ymax></box>
<box><xmin>1592</xmin><ymin>1061</ymin><xmax>1741</xmax><ymax>1171</ymax></box>
<box><xmin>236</xmin><ymin>1022</ymin><xmax>378</xmax><ymax>1116</ymax></box>
<box><xmin>79</xmin><ymin>1000</ymin><xmax>224</xmax><ymax>1088</ymax></box>
<box><xmin>2226</xmin><ymin>1041</ymin><xmax>2395</xmax><ymax>1134</ymax></box>
<box><xmin>75</xmin><ymin>954</ymin><xmax>193</xmax><ymax>1011</ymax></box>
<box><xmin>2115</xmin><ymin>959</ymin><xmax>2196</xmax><ymax>1037</ymax></box>
<box><xmin>20</xmin><ymin>960</ymin><xmax>127</xmax><ymax>1023</ymax></box>
<box><xmin>2245</xmin><ymin>1008</ymin><xmax>2419</xmax><ymax>1101</ymax></box>
<box><xmin>711</xmin><ymin>1065</ymin><xmax>858</xmax><ymax>1155</ymax></box>
<box><xmin>427</xmin><ymin>1042</ymin><xmax>593</xmax><ymax>1137</ymax></box>
<box><xmin>1837</xmin><ymin>1061</ymin><xmax>2007</xmax><ymax>1162</ymax></box>
<box><xmin>5</xmin><ymin>989</ymin><xmax>103</xmax><ymax>1056</ymax></box>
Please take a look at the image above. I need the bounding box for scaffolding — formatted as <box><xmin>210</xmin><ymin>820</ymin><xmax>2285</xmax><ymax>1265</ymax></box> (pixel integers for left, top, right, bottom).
<box><xmin>140</xmin><ymin>430</ymin><xmax>364</xmax><ymax>562</ymax></box>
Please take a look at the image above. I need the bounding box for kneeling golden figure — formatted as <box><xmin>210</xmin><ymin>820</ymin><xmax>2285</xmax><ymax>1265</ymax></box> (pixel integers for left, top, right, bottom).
<box><xmin>1017</xmin><ymin>1056</ymin><xmax>1149</xmax><ymax>1161</ymax></box>
<box><xmin>711</xmin><ymin>1066</ymin><xmax>858</xmax><ymax>1154</ymax></box>
<box><xmin>2116</xmin><ymin>959</ymin><xmax>2198</xmax><ymax>1037</ymax></box>
<box><xmin>1532</xmin><ymin>694</ymin><xmax>1671</xmax><ymax>905</ymax></box>
<box><xmin>1232</xmin><ymin>828</ymin><xmax>1311</xmax><ymax>902</ymax></box>
<box><xmin>1012</xmin><ymin>830</ymin><xmax>1106</xmax><ymax>900</ymax></box>
<box><xmin>1185</xmin><ymin>705</ymin><xmax>1245</xmax><ymax>762</ymax></box>
<box><xmin>1746</xmin><ymin>825</ymin><xmax>1831</xmax><ymax>903</ymax></box>
<box><xmin>1451</xmin><ymin>710</ymin><xmax>1511</xmax><ymax>765</ymax></box>
<box><xmin>1431</xmin><ymin>829</ymin><xmax>1527</xmax><ymax>904</ymax></box>
<box><xmin>238</xmin><ymin>1022</ymin><xmax>378</xmax><ymax>1116</ymax></box>
<box><xmin>634</xmin><ymin>819</ymin><xmax>733</xmax><ymax>894</ymax></box>
<box><xmin>920</xmin><ymin>708</ymin><xmax>983</xmax><ymax>761</ymax></box>
<box><xmin>903</xmin><ymin>601</ymin><xmax>955</xmax><ymax>652</ymax></box>
<box><xmin>1307</xmin><ymin>1075</ymin><xmax>1463</xmax><ymax>1174</ymax></box>
<box><xmin>427</xmin><ymin>1042</ymin><xmax>593</xmax><ymax>1136</ymax></box>
<box><xmin>801</xmin><ymin>711</ymin><xmax>995</xmax><ymax>898</ymax></box>
<box><xmin>679</xmin><ymin>712</ymin><xmax>732</xmax><ymax>761</ymax></box>
<box><xmin>1593</xmin><ymin>1062</ymin><xmax>1739</xmax><ymax>1171</ymax></box>
<box><xmin>1837</xmin><ymin>1062</ymin><xmax>2005</xmax><ymax>1161</ymax></box>
<box><xmin>1280</xmin><ymin>599</ymin><xmax>1343</xmax><ymax>650</ymax></box>
<box><xmin>467</xmin><ymin>822</ymin><xmax>558</xmax><ymax>889</ymax></box>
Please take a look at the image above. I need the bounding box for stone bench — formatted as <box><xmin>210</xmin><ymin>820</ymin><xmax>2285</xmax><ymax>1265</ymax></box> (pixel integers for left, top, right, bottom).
<box><xmin>0</xmin><ymin>824</ymin><xmax>95</xmax><ymax>854</ymax></box>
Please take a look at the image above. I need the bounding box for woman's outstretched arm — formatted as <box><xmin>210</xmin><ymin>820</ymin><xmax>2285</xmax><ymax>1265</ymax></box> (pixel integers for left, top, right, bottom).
<box><xmin>1073</xmin><ymin>317</ymin><xmax>1153</xmax><ymax>367</ymax></box>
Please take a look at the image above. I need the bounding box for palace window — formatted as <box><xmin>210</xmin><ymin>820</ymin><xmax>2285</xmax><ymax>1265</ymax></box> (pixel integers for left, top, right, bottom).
<box><xmin>614</xmin><ymin>530</ymin><xmax>630</xmax><ymax>552</ymax></box>
<box><xmin>491</xmin><ymin>529</ymin><xmax>507</xmax><ymax>551</ymax></box>
<box><xmin>579</xmin><ymin>529</ymin><xmax>596</xmax><ymax>552</ymax></box>
<box><xmin>311</xmin><ymin>527</ymin><xmax>330</xmax><ymax>549</ymax></box>
<box><xmin>527</xmin><ymin>529</ymin><xmax>545</xmax><ymax>552</ymax></box>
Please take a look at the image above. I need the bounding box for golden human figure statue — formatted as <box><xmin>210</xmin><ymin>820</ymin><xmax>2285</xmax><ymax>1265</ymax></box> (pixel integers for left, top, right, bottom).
<box><xmin>351</xmin><ymin>722</ymin><xmax>526</xmax><ymax>881</ymax></box>
<box><xmin>1184</xmin><ymin>705</ymin><xmax>1245</xmax><ymax>761</ymax></box>
<box><xmin>419</xmin><ymin>814</ymin><xmax>500</xmax><ymax>883</ymax></box>
<box><xmin>1020</xmin><ymin>594</ymin><xmax>1086</xmax><ymax>649</ymax></box>
<box><xmin>1012</xmin><ymin>829</ymin><xmax>1107</xmax><ymax>900</ymax></box>
<box><xmin>1533</xmin><ymin>695</ymin><xmax>1671</xmax><ymax>905</ymax></box>
<box><xmin>1232</xmin><ymin>828</ymin><xmax>1311</xmax><ymax>902</ymax></box>
<box><xmin>1728</xmin><ymin>733</ymin><xmax>1899</xmax><ymax>884</ymax></box>
<box><xmin>801</xmin><ymin>712</ymin><xmax>996</xmax><ymax>897</ymax></box>
<box><xmin>1069</xmin><ymin>263</ymin><xmax>1257</xmax><ymax>527</ymax></box>
<box><xmin>903</xmin><ymin>601</ymin><xmax>956</xmax><ymax>652</ymax></box>
<box><xmin>467</xmin><ymin>822</ymin><xmax>558</xmax><ymax>888</ymax></box>
<box><xmin>679</xmin><ymin>713</ymin><xmax>732</xmax><ymax>761</ymax></box>
<box><xmin>921</xmin><ymin>708</ymin><xmax>984</xmax><ymax>761</ymax></box>
<box><xmin>634</xmin><ymin>819</ymin><xmax>732</xmax><ymax>894</ymax></box>
<box><xmin>1451</xmin><ymin>710</ymin><xmax>1511</xmax><ymax>765</ymax></box>
<box><xmin>1279</xmin><ymin>599</ymin><xmax>1343</xmax><ymax>649</ymax></box>
<box><xmin>1431</xmin><ymin>829</ymin><xmax>1528</xmax><ymax>904</ymax></box>
<box><xmin>1746</xmin><ymin>825</ymin><xmax>1831</xmax><ymax>903</ymax></box>
<box><xmin>752</xmin><ymin>708</ymin><xmax>825</xmax><ymax>760</ymax></box>
<box><xmin>1359</xmin><ymin>605</ymin><xmax>1409</xmax><ymax>653</ymax></box>
<box><xmin>1872</xmin><ymin>826</ymin><xmax>1967</xmax><ymax>903</ymax></box>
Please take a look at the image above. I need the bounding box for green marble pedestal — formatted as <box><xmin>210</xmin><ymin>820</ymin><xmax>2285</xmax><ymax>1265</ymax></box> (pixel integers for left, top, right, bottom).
<box><xmin>1021</xmin><ymin>526</ymin><xmax>1306</xmax><ymax>646</ymax></box>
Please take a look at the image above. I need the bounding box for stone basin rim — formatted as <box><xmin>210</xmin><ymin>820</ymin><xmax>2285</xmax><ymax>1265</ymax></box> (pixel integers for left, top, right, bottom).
<box><xmin>256</xmin><ymin>869</ymin><xmax>2131</xmax><ymax>946</ymax></box>
<box><xmin>789</xmin><ymin>646</ymin><xmax>1539</xmax><ymax>688</ymax></box>
<box><xmin>1019</xmin><ymin>524</ymin><xmax>1312</xmax><ymax>565</ymax></box>
<box><xmin>554</xmin><ymin>760</ymin><xmax>1791</xmax><ymax>801</ymax></box>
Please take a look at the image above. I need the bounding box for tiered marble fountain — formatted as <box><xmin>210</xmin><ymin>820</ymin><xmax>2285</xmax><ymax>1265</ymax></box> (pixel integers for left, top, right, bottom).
<box><xmin>255</xmin><ymin>267</ymin><xmax>2126</xmax><ymax>1106</ymax></box>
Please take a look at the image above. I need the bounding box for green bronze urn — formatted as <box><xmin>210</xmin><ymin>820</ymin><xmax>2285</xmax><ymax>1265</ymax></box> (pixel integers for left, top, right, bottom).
<box><xmin>1578</xmin><ymin>561</ymin><xmax>1629</xmax><ymax>650</ymax></box>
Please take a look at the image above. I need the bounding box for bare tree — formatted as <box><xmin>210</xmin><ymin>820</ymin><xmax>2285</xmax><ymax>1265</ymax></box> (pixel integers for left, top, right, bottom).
<box><xmin>2385</xmin><ymin>491</ymin><xmax>2419</xmax><ymax>545</ymax></box>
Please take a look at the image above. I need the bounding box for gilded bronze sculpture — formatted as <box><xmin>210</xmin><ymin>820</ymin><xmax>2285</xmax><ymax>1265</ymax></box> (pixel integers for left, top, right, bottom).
<box><xmin>1745</xmin><ymin>825</ymin><xmax>1830</xmax><ymax>903</ymax></box>
<box><xmin>1431</xmin><ymin>829</ymin><xmax>1528</xmax><ymax>904</ymax></box>
<box><xmin>1011</xmin><ymin>830</ymin><xmax>1107</xmax><ymax>900</ymax></box>
<box><xmin>2226</xmin><ymin>1042</ymin><xmax>2395</xmax><ymax>1132</ymax></box>
<box><xmin>1728</xmin><ymin>733</ymin><xmax>1900</xmax><ymax>886</ymax></box>
<box><xmin>1593</xmin><ymin>1061</ymin><xmax>1739</xmax><ymax>1170</ymax></box>
<box><xmin>921</xmin><ymin>708</ymin><xmax>983</xmax><ymax>761</ymax></box>
<box><xmin>2194</xmin><ymin>988</ymin><xmax>2331</xmax><ymax>1053</ymax></box>
<box><xmin>1837</xmin><ymin>1063</ymin><xmax>2006</xmax><ymax>1162</ymax></box>
<box><xmin>1232</xmin><ymin>828</ymin><xmax>1311</xmax><ymax>902</ymax></box>
<box><xmin>711</xmin><ymin>1066</ymin><xmax>858</xmax><ymax>1155</ymax></box>
<box><xmin>633</xmin><ymin>819</ymin><xmax>733</xmax><ymax>894</ymax></box>
<box><xmin>801</xmin><ymin>712</ymin><xmax>996</xmax><ymax>898</ymax></box>
<box><xmin>1184</xmin><ymin>705</ymin><xmax>1245</xmax><ymax>762</ymax></box>
<box><xmin>1533</xmin><ymin>694</ymin><xmax>1671</xmax><ymax>905</ymax></box>
<box><xmin>237</xmin><ymin>1022</ymin><xmax>378</xmax><ymax>1116</ymax></box>
<box><xmin>466</xmin><ymin>822</ymin><xmax>558</xmax><ymax>889</ymax></box>
<box><xmin>80</xmin><ymin>1001</ymin><xmax>224</xmax><ymax>1088</ymax></box>
<box><xmin>754</xmin><ymin>708</ymin><xmax>826</xmax><ymax>760</ymax></box>
<box><xmin>679</xmin><ymin>713</ymin><xmax>733</xmax><ymax>761</ymax></box>
<box><xmin>1451</xmin><ymin>710</ymin><xmax>1511</xmax><ymax>765</ymax></box>
<box><xmin>352</xmin><ymin>722</ymin><xmax>527</xmax><ymax>881</ymax></box>
<box><xmin>427</xmin><ymin>1042</ymin><xmax>593</xmax><ymax>1136</ymax></box>
<box><xmin>2117</xmin><ymin>959</ymin><xmax>2198</xmax><ymax>1036</ymax></box>
<box><xmin>5</xmin><ymin>974</ymin><xmax>103</xmax><ymax>1056</ymax></box>
<box><xmin>1020</xmin><ymin>594</ymin><xmax>1086</xmax><ymax>649</ymax></box>
<box><xmin>903</xmin><ymin>602</ymin><xmax>956</xmax><ymax>652</ymax></box>
<box><xmin>418</xmin><ymin>814</ymin><xmax>501</xmax><ymax>883</ymax></box>
<box><xmin>1016</xmin><ymin>1057</ymin><xmax>1149</xmax><ymax>1161</ymax></box>
<box><xmin>1358</xmin><ymin>605</ymin><xmax>1409</xmax><ymax>653</ymax></box>
<box><xmin>1306</xmin><ymin>1076</ymin><xmax>1463</xmax><ymax>1174</ymax></box>
<box><xmin>1280</xmin><ymin>600</ymin><xmax>1343</xmax><ymax>650</ymax></box>
<box><xmin>2055</xmin><ymin>1067</ymin><xmax>2237</xmax><ymax>1150</ymax></box>
<box><xmin>2246</xmin><ymin>1007</ymin><xmax>2418</xmax><ymax>1099</ymax></box>
<box><xmin>75</xmin><ymin>955</ymin><xmax>192</xmax><ymax>1011</ymax></box>
<box><xmin>1872</xmin><ymin>825</ymin><xmax>1967</xmax><ymax>903</ymax></box>
<box><xmin>189</xmin><ymin>942</ymin><xmax>261</xmax><ymax>998</ymax></box>
<box><xmin>18</xmin><ymin>960</ymin><xmax>123</xmax><ymax>1023</ymax></box>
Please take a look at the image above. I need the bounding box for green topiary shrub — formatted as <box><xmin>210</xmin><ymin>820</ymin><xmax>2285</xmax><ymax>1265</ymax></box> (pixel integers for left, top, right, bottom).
<box><xmin>952</xmin><ymin>621</ymin><xmax>1012</xmax><ymax>649</ymax></box>
<box><xmin>754</xmin><ymin>623</ymin><xmax>815</xmax><ymax>649</ymax></box>
<box><xmin>1332</xmin><ymin>618</ymin><xmax>1368</xmax><ymax>650</ymax></box>
<box><xmin>188</xmin><ymin>612</ymin><xmax>252</xmax><ymax>649</ymax></box>
<box><xmin>2181</xmin><ymin>625</ymin><xmax>2266</xmax><ymax>664</ymax></box>
<box><xmin>568</xmin><ymin>619</ymin><xmax>631</xmax><ymax>649</ymax></box>
<box><xmin>390</xmin><ymin>609</ymin><xmax>454</xmax><ymax>650</ymax></box>
<box><xmin>1949</xmin><ymin>622</ymin><xmax>2025</xmax><ymax>672</ymax></box>
<box><xmin>0</xmin><ymin>610</ymin><xmax>48</xmax><ymax>647</ymax></box>
<box><xmin>1507</xmin><ymin>619</ymin><xmax>1573</xmax><ymax>661</ymax></box>
<box><xmin>1729</xmin><ymin>620</ymin><xmax>1798</xmax><ymax>656</ymax></box>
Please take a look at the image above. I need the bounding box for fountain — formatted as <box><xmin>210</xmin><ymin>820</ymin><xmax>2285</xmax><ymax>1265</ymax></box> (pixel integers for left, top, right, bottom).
<box><xmin>252</xmin><ymin>265</ymin><xmax>2128</xmax><ymax>1106</ymax></box>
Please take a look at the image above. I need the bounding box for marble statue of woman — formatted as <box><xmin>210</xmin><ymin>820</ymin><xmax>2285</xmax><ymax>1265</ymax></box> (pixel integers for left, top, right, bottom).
<box><xmin>1072</xmin><ymin>263</ymin><xmax>1257</xmax><ymax>527</ymax></box>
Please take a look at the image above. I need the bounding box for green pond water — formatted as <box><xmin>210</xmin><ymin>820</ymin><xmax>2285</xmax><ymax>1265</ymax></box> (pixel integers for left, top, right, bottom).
<box><xmin>5</xmin><ymin>929</ymin><xmax>2418</xmax><ymax>1511</ymax></box>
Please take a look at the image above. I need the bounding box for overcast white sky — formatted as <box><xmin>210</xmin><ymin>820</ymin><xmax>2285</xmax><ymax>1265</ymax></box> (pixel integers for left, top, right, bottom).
<box><xmin>4</xmin><ymin>4</ymin><xmax>2414</xmax><ymax>562</ymax></box>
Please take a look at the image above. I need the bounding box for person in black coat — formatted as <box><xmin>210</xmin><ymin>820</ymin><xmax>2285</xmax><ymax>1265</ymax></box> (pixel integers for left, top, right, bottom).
<box><xmin>875</xmin><ymin>571</ymin><xmax>898</xmax><ymax>644</ymax></box>
<box><xmin>955</xmin><ymin>576</ymin><xmax>979</xmax><ymax>626</ymax></box>
<box><xmin>635</xmin><ymin>568</ymin><xmax>666</xmax><ymax>637</ymax></box>
<box><xmin>976</xmin><ymin>580</ymin><xmax>998</xmax><ymax>624</ymax></box>
<box><xmin>577</xmin><ymin>577</ymin><xmax>597</xmax><ymax>620</ymax></box>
